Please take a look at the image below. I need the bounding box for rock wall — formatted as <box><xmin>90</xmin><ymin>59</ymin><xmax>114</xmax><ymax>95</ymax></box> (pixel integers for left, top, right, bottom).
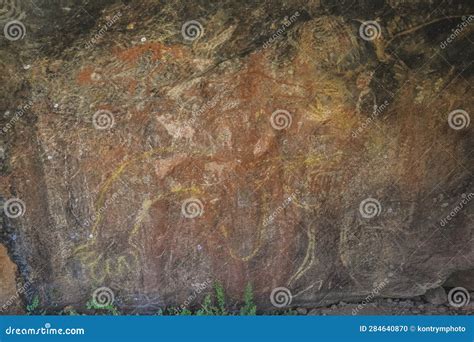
<box><xmin>0</xmin><ymin>244</ymin><xmax>22</xmax><ymax>314</ymax></box>
<box><xmin>0</xmin><ymin>0</ymin><xmax>473</xmax><ymax>313</ymax></box>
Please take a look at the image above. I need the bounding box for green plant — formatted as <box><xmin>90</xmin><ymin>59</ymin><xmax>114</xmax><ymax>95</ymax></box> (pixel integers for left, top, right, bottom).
<box><xmin>178</xmin><ymin>308</ymin><xmax>192</xmax><ymax>315</ymax></box>
<box><xmin>194</xmin><ymin>282</ymin><xmax>227</xmax><ymax>315</ymax></box>
<box><xmin>196</xmin><ymin>294</ymin><xmax>214</xmax><ymax>315</ymax></box>
<box><xmin>283</xmin><ymin>308</ymin><xmax>298</xmax><ymax>315</ymax></box>
<box><xmin>73</xmin><ymin>281</ymin><xmax>260</xmax><ymax>316</ymax></box>
<box><xmin>62</xmin><ymin>307</ymin><xmax>79</xmax><ymax>315</ymax></box>
<box><xmin>240</xmin><ymin>282</ymin><xmax>257</xmax><ymax>315</ymax></box>
<box><xmin>214</xmin><ymin>282</ymin><xmax>227</xmax><ymax>315</ymax></box>
<box><xmin>26</xmin><ymin>295</ymin><xmax>40</xmax><ymax>315</ymax></box>
<box><xmin>86</xmin><ymin>299</ymin><xmax>120</xmax><ymax>315</ymax></box>
<box><xmin>167</xmin><ymin>307</ymin><xmax>192</xmax><ymax>315</ymax></box>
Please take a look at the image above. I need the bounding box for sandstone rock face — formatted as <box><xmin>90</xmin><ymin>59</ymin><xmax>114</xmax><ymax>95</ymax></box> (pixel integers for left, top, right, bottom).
<box><xmin>0</xmin><ymin>244</ymin><xmax>22</xmax><ymax>314</ymax></box>
<box><xmin>0</xmin><ymin>0</ymin><xmax>473</xmax><ymax>313</ymax></box>
<box><xmin>423</xmin><ymin>287</ymin><xmax>447</xmax><ymax>305</ymax></box>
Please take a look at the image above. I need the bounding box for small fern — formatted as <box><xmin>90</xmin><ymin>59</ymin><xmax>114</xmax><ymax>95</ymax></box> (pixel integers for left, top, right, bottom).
<box><xmin>70</xmin><ymin>281</ymin><xmax>261</xmax><ymax>315</ymax></box>
<box><xmin>196</xmin><ymin>294</ymin><xmax>214</xmax><ymax>315</ymax></box>
<box><xmin>167</xmin><ymin>307</ymin><xmax>192</xmax><ymax>315</ymax></box>
<box><xmin>26</xmin><ymin>295</ymin><xmax>40</xmax><ymax>315</ymax></box>
<box><xmin>179</xmin><ymin>308</ymin><xmax>192</xmax><ymax>315</ymax></box>
<box><xmin>214</xmin><ymin>282</ymin><xmax>227</xmax><ymax>315</ymax></box>
<box><xmin>62</xmin><ymin>306</ymin><xmax>79</xmax><ymax>315</ymax></box>
<box><xmin>86</xmin><ymin>299</ymin><xmax>120</xmax><ymax>315</ymax></box>
<box><xmin>240</xmin><ymin>283</ymin><xmax>257</xmax><ymax>315</ymax></box>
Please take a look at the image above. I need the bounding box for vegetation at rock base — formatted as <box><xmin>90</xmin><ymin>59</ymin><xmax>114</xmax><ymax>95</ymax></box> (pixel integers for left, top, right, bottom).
<box><xmin>240</xmin><ymin>283</ymin><xmax>257</xmax><ymax>316</ymax></box>
<box><xmin>24</xmin><ymin>282</ymin><xmax>265</xmax><ymax>315</ymax></box>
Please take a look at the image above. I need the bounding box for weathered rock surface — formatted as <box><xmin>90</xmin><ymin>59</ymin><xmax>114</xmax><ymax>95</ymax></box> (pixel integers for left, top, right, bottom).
<box><xmin>445</xmin><ymin>270</ymin><xmax>474</xmax><ymax>291</ymax></box>
<box><xmin>0</xmin><ymin>0</ymin><xmax>473</xmax><ymax>313</ymax></box>
<box><xmin>423</xmin><ymin>287</ymin><xmax>447</xmax><ymax>305</ymax></box>
<box><xmin>0</xmin><ymin>244</ymin><xmax>22</xmax><ymax>313</ymax></box>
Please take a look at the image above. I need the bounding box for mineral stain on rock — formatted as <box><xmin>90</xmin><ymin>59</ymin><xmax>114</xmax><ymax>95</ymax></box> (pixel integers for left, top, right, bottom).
<box><xmin>0</xmin><ymin>0</ymin><xmax>473</xmax><ymax>314</ymax></box>
<box><xmin>0</xmin><ymin>244</ymin><xmax>22</xmax><ymax>313</ymax></box>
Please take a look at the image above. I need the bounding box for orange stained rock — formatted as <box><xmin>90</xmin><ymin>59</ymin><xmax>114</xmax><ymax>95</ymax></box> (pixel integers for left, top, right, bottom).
<box><xmin>76</xmin><ymin>66</ymin><xmax>95</xmax><ymax>85</ymax></box>
<box><xmin>0</xmin><ymin>244</ymin><xmax>22</xmax><ymax>313</ymax></box>
<box><xmin>114</xmin><ymin>42</ymin><xmax>185</xmax><ymax>64</ymax></box>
